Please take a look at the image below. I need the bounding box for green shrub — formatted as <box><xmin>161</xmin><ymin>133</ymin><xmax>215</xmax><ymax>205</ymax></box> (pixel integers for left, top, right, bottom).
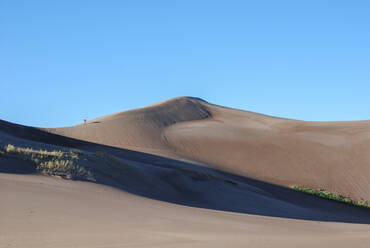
<box><xmin>291</xmin><ymin>185</ymin><xmax>370</xmax><ymax>209</ymax></box>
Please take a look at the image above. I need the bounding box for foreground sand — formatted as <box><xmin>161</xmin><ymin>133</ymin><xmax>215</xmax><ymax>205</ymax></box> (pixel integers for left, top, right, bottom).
<box><xmin>1</xmin><ymin>174</ymin><xmax>370</xmax><ymax>248</ymax></box>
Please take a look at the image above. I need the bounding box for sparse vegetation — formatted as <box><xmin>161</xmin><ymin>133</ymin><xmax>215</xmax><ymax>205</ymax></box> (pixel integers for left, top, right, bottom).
<box><xmin>3</xmin><ymin>144</ymin><xmax>94</xmax><ymax>180</ymax></box>
<box><xmin>291</xmin><ymin>185</ymin><xmax>370</xmax><ymax>209</ymax></box>
<box><xmin>5</xmin><ymin>144</ymin><xmax>15</xmax><ymax>153</ymax></box>
<box><xmin>5</xmin><ymin>144</ymin><xmax>66</xmax><ymax>158</ymax></box>
<box><xmin>2</xmin><ymin>144</ymin><xmax>240</xmax><ymax>189</ymax></box>
<box><xmin>36</xmin><ymin>159</ymin><xmax>93</xmax><ymax>179</ymax></box>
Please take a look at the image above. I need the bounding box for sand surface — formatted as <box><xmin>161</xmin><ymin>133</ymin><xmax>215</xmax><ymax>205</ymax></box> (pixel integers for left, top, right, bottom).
<box><xmin>1</xmin><ymin>96</ymin><xmax>370</xmax><ymax>247</ymax></box>
<box><xmin>49</xmin><ymin>97</ymin><xmax>370</xmax><ymax>201</ymax></box>
<box><xmin>1</xmin><ymin>174</ymin><xmax>370</xmax><ymax>248</ymax></box>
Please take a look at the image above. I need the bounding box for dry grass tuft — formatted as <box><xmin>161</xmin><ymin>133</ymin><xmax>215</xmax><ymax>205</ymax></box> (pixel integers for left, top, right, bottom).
<box><xmin>3</xmin><ymin>144</ymin><xmax>93</xmax><ymax>180</ymax></box>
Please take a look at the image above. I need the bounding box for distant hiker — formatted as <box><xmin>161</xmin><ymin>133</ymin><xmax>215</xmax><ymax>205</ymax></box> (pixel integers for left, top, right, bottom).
<box><xmin>84</xmin><ymin>118</ymin><xmax>87</xmax><ymax>124</ymax></box>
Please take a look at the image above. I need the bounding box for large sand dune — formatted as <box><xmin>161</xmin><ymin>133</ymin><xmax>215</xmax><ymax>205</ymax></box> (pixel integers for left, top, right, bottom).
<box><xmin>48</xmin><ymin>97</ymin><xmax>370</xmax><ymax>202</ymax></box>
<box><xmin>1</xmin><ymin>96</ymin><xmax>370</xmax><ymax>247</ymax></box>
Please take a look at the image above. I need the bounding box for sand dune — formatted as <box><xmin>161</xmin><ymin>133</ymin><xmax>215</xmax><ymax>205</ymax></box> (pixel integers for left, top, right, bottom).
<box><xmin>46</xmin><ymin>97</ymin><xmax>210</xmax><ymax>155</ymax></box>
<box><xmin>2</xmin><ymin>120</ymin><xmax>369</xmax><ymax>223</ymax></box>
<box><xmin>48</xmin><ymin>97</ymin><xmax>370</xmax><ymax>202</ymax></box>
<box><xmin>1</xmin><ymin>96</ymin><xmax>370</xmax><ymax>247</ymax></box>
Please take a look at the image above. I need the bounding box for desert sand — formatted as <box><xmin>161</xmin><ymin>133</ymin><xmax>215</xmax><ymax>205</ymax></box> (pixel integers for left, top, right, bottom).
<box><xmin>1</xmin><ymin>174</ymin><xmax>370</xmax><ymax>248</ymax></box>
<box><xmin>1</xmin><ymin>96</ymin><xmax>370</xmax><ymax>247</ymax></box>
<box><xmin>49</xmin><ymin>97</ymin><xmax>370</xmax><ymax>202</ymax></box>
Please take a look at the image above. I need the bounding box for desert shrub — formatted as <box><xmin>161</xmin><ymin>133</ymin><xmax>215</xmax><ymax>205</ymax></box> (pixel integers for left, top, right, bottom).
<box><xmin>68</xmin><ymin>150</ymin><xmax>80</xmax><ymax>160</ymax></box>
<box><xmin>5</xmin><ymin>144</ymin><xmax>15</xmax><ymax>153</ymax></box>
<box><xmin>37</xmin><ymin>159</ymin><xmax>93</xmax><ymax>180</ymax></box>
<box><xmin>4</xmin><ymin>144</ymin><xmax>65</xmax><ymax>157</ymax></box>
<box><xmin>3</xmin><ymin>144</ymin><xmax>94</xmax><ymax>181</ymax></box>
<box><xmin>291</xmin><ymin>185</ymin><xmax>370</xmax><ymax>209</ymax></box>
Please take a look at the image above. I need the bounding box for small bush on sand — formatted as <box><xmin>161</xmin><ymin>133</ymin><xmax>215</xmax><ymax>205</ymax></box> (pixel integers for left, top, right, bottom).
<box><xmin>291</xmin><ymin>185</ymin><xmax>370</xmax><ymax>209</ymax></box>
<box><xmin>5</xmin><ymin>144</ymin><xmax>15</xmax><ymax>153</ymax></box>
<box><xmin>37</xmin><ymin>159</ymin><xmax>93</xmax><ymax>179</ymax></box>
<box><xmin>3</xmin><ymin>144</ymin><xmax>94</xmax><ymax>181</ymax></box>
<box><xmin>4</xmin><ymin>144</ymin><xmax>65</xmax><ymax>157</ymax></box>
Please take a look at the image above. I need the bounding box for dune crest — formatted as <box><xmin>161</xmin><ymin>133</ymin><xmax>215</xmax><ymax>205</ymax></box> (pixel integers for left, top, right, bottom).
<box><xmin>45</xmin><ymin>97</ymin><xmax>210</xmax><ymax>153</ymax></box>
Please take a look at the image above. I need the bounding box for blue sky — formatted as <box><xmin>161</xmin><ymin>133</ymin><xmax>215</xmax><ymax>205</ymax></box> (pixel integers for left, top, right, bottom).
<box><xmin>1</xmin><ymin>1</ymin><xmax>369</xmax><ymax>127</ymax></box>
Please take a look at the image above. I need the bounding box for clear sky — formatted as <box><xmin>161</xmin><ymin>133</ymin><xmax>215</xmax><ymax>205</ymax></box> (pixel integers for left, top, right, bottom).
<box><xmin>1</xmin><ymin>1</ymin><xmax>369</xmax><ymax>127</ymax></box>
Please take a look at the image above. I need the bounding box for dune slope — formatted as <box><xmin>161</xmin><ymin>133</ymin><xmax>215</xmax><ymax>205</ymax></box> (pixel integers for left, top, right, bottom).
<box><xmin>48</xmin><ymin>97</ymin><xmax>370</xmax><ymax>203</ymax></box>
<box><xmin>2</xmin><ymin>123</ymin><xmax>369</xmax><ymax>223</ymax></box>
<box><xmin>1</xmin><ymin>96</ymin><xmax>370</xmax><ymax>248</ymax></box>
<box><xmin>1</xmin><ymin>174</ymin><xmax>370</xmax><ymax>248</ymax></box>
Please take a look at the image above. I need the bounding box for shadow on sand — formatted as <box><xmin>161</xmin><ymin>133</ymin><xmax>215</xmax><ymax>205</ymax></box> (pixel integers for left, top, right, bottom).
<box><xmin>1</xmin><ymin>119</ymin><xmax>369</xmax><ymax>224</ymax></box>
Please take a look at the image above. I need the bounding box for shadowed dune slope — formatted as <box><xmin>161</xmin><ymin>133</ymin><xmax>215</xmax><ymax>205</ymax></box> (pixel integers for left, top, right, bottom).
<box><xmin>1</xmin><ymin>119</ymin><xmax>370</xmax><ymax>223</ymax></box>
<box><xmin>47</xmin><ymin>97</ymin><xmax>370</xmax><ymax>202</ymax></box>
